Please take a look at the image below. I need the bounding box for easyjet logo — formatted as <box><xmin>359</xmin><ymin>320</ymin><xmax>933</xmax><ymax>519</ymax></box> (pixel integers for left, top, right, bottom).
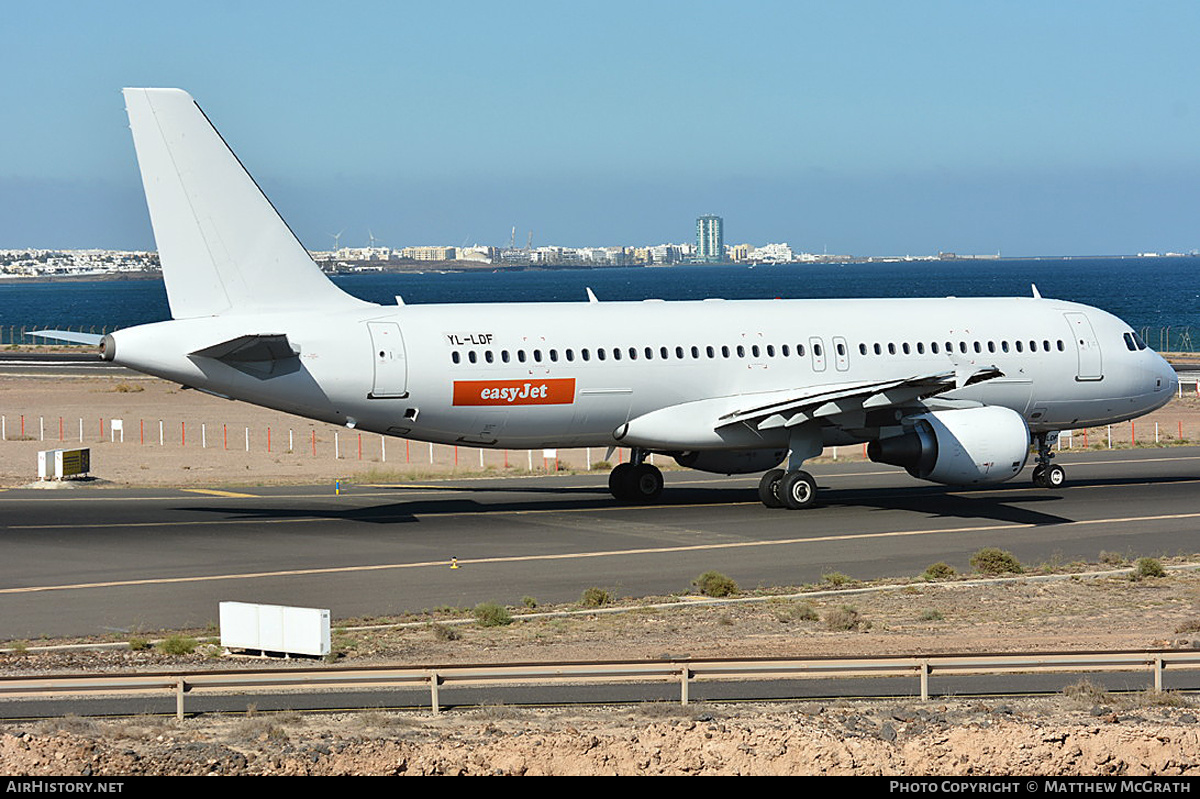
<box><xmin>452</xmin><ymin>378</ymin><xmax>576</xmax><ymax>406</ymax></box>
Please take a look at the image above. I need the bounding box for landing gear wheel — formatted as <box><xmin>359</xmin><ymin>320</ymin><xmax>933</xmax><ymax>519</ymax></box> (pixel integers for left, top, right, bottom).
<box><xmin>628</xmin><ymin>463</ymin><xmax>664</xmax><ymax>502</ymax></box>
<box><xmin>608</xmin><ymin>462</ymin><xmax>663</xmax><ymax>503</ymax></box>
<box><xmin>1031</xmin><ymin>432</ymin><xmax>1066</xmax><ymax>489</ymax></box>
<box><xmin>758</xmin><ymin>469</ymin><xmax>785</xmax><ymax>508</ymax></box>
<box><xmin>779</xmin><ymin>470</ymin><xmax>818</xmax><ymax>510</ymax></box>
<box><xmin>608</xmin><ymin>463</ymin><xmax>633</xmax><ymax>500</ymax></box>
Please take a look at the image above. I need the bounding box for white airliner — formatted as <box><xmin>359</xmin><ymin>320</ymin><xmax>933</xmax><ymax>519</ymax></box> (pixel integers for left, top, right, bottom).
<box><xmin>41</xmin><ymin>89</ymin><xmax>1179</xmax><ymax>509</ymax></box>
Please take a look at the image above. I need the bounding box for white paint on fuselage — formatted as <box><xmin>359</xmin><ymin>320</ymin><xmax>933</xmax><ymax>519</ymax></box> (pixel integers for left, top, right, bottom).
<box><xmin>110</xmin><ymin>294</ymin><xmax>1177</xmax><ymax>452</ymax></box>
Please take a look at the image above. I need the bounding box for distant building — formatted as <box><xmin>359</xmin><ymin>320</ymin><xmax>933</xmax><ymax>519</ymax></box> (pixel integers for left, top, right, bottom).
<box><xmin>696</xmin><ymin>215</ymin><xmax>724</xmax><ymax>263</ymax></box>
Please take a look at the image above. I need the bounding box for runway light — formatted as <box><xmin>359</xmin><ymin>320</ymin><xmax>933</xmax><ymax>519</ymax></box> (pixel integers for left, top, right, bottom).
<box><xmin>451</xmin><ymin>557</ymin><xmax>459</xmax><ymax>570</ymax></box>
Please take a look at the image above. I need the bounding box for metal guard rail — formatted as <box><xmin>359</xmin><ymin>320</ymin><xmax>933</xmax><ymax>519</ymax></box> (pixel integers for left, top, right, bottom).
<box><xmin>3</xmin><ymin>649</ymin><xmax>1199</xmax><ymax>718</ymax></box>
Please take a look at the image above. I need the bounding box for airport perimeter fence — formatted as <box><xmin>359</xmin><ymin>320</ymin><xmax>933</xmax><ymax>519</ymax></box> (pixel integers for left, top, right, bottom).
<box><xmin>1</xmin><ymin>407</ymin><xmax>1198</xmax><ymax>479</ymax></box>
<box><xmin>1</xmin><ymin>325</ymin><xmax>114</xmax><ymax>345</ymax></box>
<box><xmin>2</xmin><ymin>325</ymin><xmax>1200</xmax><ymax>352</ymax></box>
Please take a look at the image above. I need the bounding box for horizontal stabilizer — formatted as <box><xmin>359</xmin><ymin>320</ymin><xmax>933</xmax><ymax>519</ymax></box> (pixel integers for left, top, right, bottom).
<box><xmin>28</xmin><ymin>330</ymin><xmax>104</xmax><ymax>346</ymax></box>
<box><xmin>190</xmin><ymin>334</ymin><xmax>298</xmax><ymax>362</ymax></box>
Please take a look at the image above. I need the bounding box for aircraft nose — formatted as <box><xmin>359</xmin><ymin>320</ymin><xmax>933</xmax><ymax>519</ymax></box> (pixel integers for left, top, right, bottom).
<box><xmin>1161</xmin><ymin>357</ymin><xmax>1180</xmax><ymax>396</ymax></box>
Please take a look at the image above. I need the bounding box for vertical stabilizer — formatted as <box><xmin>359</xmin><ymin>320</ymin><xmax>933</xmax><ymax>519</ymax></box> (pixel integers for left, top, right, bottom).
<box><xmin>123</xmin><ymin>88</ymin><xmax>367</xmax><ymax>319</ymax></box>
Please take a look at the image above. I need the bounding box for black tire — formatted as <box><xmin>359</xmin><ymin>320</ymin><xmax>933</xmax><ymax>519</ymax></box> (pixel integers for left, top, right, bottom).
<box><xmin>629</xmin><ymin>463</ymin><xmax>664</xmax><ymax>502</ymax></box>
<box><xmin>1031</xmin><ymin>464</ymin><xmax>1046</xmax><ymax>488</ymax></box>
<box><xmin>608</xmin><ymin>463</ymin><xmax>634</xmax><ymax>500</ymax></box>
<box><xmin>1045</xmin><ymin>463</ymin><xmax>1065</xmax><ymax>488</ymax></box>
<box><xmin>780</xmin><ymin>470</ymin><xmax>818</xmax><ymax>510</ymax></box>
<box><xmin>758</xmin><ymin>469</ymin><xmax>785</xmax><ymax>508</ymax></box>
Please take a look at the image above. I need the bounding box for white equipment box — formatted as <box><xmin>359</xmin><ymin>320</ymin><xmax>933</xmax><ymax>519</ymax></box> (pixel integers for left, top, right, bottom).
<box><xmin>37</xmin><ymin>448</ymin><xmax>90</xmax><ymax>480</ymax></box>
<box><xmin>219</xmin><ymin>601</ymin><xmax>331</xmax><ymax>657</ymax></box>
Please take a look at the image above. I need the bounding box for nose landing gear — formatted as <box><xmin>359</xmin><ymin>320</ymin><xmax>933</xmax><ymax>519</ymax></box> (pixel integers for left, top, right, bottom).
<box><xmin>1032</xmin><ymin>431</ymin><xmax>1066</xmax><ymax>488</ymax></box>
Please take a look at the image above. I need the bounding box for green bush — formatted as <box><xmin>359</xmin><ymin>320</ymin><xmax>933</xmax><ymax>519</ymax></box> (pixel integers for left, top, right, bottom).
<box><xmin>522</xmin><ymin>596</ymin><xmax>539</xmax><ymax>609</ymax></box>
<box><xmin>156</xmin><ymin>635</ymin><xmax>198</xmax><ymax>655</ymax></box>
<box><xmin>693</xmin><ymin>571</ymin><xmax>739</xmax><ymax>597</ymax></box>
<box><xmin>970</xmin><ymin>547</ymin><xmax>1024</xmax><ymax>575</ymax></box>
<box><xmin>128</xmin><ymin>637</ymin><xmax>151</xmax><ymax>651</ymax></box>
<box><xmin>822</xmin><ymin>571</ymin><xmax>853</xmax><ymax>587</ymax></box>
<box><xmin>473</xmin><ymin>602</ymin><xmax>513</xmax><ymax>627</ymax></box>
<box><xmin>922</xmin><ymin>562</ymin><xmax>956</xmax><ymax>581</ymax></box>
<box><xmin>1134</xmin><ymin>557</ymin><xmax>1166</xmax><ymax>578</ymax></box>
<box><xmin>580</xmin><ymin>587</ymin><xmax>611</xmax><ymax>608</ymax></box>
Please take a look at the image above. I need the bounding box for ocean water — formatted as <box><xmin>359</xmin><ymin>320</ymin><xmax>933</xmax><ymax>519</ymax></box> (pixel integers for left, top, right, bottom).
<box><xmin>1</xmin><ymin>257</ymin><xmax>1197</xmax><ymax>347</ymax></box>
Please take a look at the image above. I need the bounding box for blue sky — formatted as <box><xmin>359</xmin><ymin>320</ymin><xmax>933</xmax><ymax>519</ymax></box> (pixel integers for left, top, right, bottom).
<box><xmin>1</xmin><ymin>1</ymin><xmax>1198</xmax><ymax>256</ymax></box>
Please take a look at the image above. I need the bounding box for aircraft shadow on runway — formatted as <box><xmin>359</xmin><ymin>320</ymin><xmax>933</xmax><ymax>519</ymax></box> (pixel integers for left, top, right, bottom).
<box><xmin>171</xmin><ymin>472</ymin><xmax>1196</xmax><ymax>528</ymax></box>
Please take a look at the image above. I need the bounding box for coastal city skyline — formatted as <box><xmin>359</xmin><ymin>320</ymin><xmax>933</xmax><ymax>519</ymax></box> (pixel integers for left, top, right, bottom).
<box><xmin>1</xmin><ymin>3</ymin><xmax>1198</xmax><ymax>257</ymax></box>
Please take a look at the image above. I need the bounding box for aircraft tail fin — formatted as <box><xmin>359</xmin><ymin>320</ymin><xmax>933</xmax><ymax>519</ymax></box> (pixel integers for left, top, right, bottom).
<box><xmin>123</xmin><ymin>88</ymin><xmax>367</xmax><ymax>319</ymax></box>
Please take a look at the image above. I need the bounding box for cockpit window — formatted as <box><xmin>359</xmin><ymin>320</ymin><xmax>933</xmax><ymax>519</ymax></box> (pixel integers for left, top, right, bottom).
<box><xmin>1124</xmin><ymin>332</ymin><xmax>1137</xmax><ymax>351</ymax></box>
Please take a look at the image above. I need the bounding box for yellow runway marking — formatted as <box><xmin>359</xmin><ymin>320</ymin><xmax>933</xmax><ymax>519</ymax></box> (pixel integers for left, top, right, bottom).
<box><xmin>180</xmin><ymin>488</ymin><xmax>258</xmax><ymax>498</ymax></box>
<box><xmin>6</xmin><ymin>509</ymin><xmax>1200</xmax><ymax>596</ymax></box>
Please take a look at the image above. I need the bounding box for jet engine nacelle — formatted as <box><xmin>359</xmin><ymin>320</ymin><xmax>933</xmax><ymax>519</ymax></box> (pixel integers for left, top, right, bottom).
<box><xmin>675</xmin><ymin>448</ymin><xmax>787</xmax><ymax>475</ymax></box>
<box><xmin>868</xmin><ymin>406</ymin><xmax>1030</xmax><ymax>486</ymax></box>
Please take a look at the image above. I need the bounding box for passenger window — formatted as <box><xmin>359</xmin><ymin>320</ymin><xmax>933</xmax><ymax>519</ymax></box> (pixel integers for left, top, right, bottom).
<box><xmin>737</xmin><ymin>345</ymin><xmax>745</xmax><ymax>358</ymax></box>
<box><xmin>518</xmin><ymin>350</ymin><xmax>527</xmax><ymax>362</ymax></box>
<box><xmin>468</xmin><ymin>351</ymin><xmax>477</xmax><ymax>363</ymax></box>
<box><xmin>533</xmin><ymin>349</ymin><xmax>543</xmax><ymax>362</ymax></box>
<box><xmin>451</xmin><ymin>351</ymin><xmax>460</xmax><ymax>364</ymax></box>
<box><xmin>916</xmin><ymin>342</ymin><xmax>924</xmax><ymax>354</ymax></box>
<box><xmin>596</xmin><ymin>348</ymin><xmax>605</xmax><ymax>361</ymax></box>
<box><xmin>768</xmin><ymin>344</ymin><xmax>776</xmax><ymax>357</ymax></box>
<box><xmin>752</xmin><ymin>345</ymin><xmax>761</xmax><ymax>358</ymax></box>
<box><xmin>782</xmin><ymin>344</ymin><xmax>790</xmax><ymax>357</ymax></box>
<box><xmin>722</xmin><ymin>346</ymin><xmax>730</xmax><ymax>358</ymax></box>
<box><xmin>485</xmin><ymin>350</ymin><xmax>494</xmax><ymax>363</ymax></box>
<box><xmin>902</xmin><ymin>343</ymin><xmax>910</xmax><ymax>355</ymax></box>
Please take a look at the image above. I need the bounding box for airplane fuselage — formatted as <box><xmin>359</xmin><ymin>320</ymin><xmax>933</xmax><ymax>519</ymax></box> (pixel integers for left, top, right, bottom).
<box><xmin>107</xmin><ymin>294</ymin><xmax>1175</xmax><ymax>452</ymax></box>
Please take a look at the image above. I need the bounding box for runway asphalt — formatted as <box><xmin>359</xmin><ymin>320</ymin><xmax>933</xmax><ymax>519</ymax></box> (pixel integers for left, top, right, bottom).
<box><xmin>1</xmin><ymin>446</ymin><xmax>1199</xmax><ymax>640</ymax></box>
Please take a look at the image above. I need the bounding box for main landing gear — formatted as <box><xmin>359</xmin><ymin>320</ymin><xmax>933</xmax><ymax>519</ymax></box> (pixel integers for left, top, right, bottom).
<box><xmin>759</xmin><ymin>424</ymin><xmax>823</xmax><ymax>510</ymax></box>
<box><xmin>1031</xmin><ymin>431</ymin><xmax>1066</xmax><ymax>488</ymax></box>
<box><xmin>608</xmin><ymin>448</ymin><xmax>664</xmax><ymax>503</ymax></box>
<box><xmin>758</xmin><ymin>469</ymin><xmax>818</xmax><ymax>510</ymax></box>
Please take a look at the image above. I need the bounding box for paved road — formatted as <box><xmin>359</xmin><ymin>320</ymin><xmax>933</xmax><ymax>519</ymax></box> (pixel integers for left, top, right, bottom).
<box><xmin>1</xmin><ymin>447</ymin><xmax>1198</xmax><ymax>639</ymax></box>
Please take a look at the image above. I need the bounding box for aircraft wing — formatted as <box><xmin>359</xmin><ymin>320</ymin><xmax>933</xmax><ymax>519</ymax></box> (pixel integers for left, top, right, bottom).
<box><xmin>717</xmin><ymin>365</ymin><xmax>1003</xmax><ymax>432</ymax></box>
